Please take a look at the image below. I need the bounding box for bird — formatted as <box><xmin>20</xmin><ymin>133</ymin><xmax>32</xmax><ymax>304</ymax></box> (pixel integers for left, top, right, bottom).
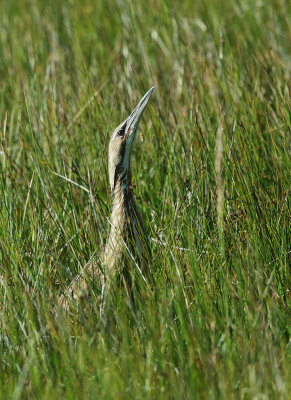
<box><xmin>58</xmin><ymin>87</ymin><xmax>155</xmax><ymax>310</ymax></box>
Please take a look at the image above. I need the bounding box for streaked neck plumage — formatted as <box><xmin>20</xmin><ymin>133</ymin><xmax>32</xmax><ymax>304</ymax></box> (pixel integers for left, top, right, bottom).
<box><xmin>104</xmin><ymin>172</ymin><xmax>149</xmax><ymax>278</ymax></box>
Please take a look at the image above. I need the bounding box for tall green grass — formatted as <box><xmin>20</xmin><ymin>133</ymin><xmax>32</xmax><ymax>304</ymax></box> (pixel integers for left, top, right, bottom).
<box><xmin>0</xmin><ymin>0</ymin><xmax>290</xmax><ymax>398</ymax></box>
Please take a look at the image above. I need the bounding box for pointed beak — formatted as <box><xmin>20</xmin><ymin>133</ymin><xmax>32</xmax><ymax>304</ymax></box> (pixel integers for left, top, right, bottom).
<box><xmin>123</xmin><ymin>86</ymin><xmax>155</xmax><ymax>142</ymax></box>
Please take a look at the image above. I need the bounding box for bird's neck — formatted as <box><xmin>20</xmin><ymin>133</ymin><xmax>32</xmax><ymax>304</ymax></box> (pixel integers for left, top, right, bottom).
<box><xmin>110</xmin><ymin>177</ymin><xmax>131</xmax><ymax>238</ymax></box>
<box><xmin>110</xmin><ymin>175</ymin><xmax>144</xmax><ymax>241</ymax></box>
<box><xmin>104</xmin><ymin>175</ymin><xmax>148</xmax><ymax>275</ymax></box>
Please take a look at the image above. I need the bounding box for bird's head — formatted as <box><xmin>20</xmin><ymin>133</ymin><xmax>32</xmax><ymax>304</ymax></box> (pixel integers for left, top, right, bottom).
<box><xmin>108</xmin><ymin>87</ymin><xmax>154</xmax><ymax>192</ymax></box>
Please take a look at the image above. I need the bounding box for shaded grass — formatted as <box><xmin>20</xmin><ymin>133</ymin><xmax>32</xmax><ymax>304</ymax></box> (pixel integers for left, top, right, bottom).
<box><xmin>0</xmin><ymin>0</ymin><xmax>290</xmax><ymax>398</ymax></box>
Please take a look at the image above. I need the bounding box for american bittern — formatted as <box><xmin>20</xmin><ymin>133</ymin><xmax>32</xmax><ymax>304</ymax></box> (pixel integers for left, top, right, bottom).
<box><xmin>59</xmin><ymin>87</ymin><xmax>155</xmax><ymax>310</ymax></box>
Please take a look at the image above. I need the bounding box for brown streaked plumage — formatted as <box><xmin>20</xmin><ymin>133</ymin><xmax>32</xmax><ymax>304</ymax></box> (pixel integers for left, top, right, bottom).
<box><xmin>59</xmin><ymin>87</ymin><xmax>155</xmax><ymax>310</ymax></box>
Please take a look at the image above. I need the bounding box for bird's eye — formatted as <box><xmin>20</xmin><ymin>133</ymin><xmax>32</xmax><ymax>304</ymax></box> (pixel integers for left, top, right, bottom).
<box><xmin>117</xmin><ymin>125</ymin><xmax>126</xmax><ymax>136</ymax></box>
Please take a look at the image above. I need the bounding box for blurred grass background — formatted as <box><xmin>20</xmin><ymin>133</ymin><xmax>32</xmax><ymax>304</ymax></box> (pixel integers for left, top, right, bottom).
<box><xmin>0</xmin><ymin>0</ymin><xmax>290</xmax><ymax>398</ymax></box>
